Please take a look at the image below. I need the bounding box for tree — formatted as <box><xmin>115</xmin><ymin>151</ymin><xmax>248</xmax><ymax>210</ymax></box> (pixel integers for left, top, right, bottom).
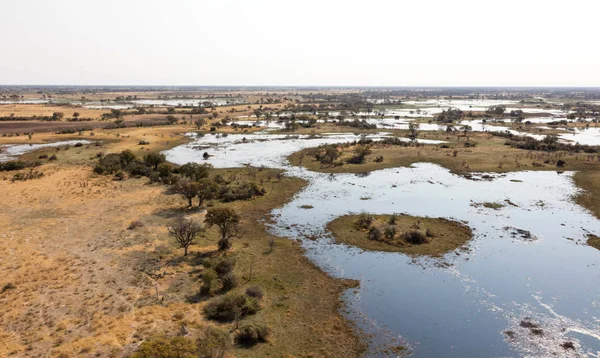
<box><xmin>171</xmin><ymin>179</ymin><xmax>201</xmax><ymax>207</ymax></box>
<box><xmin>166</xmin><ymin>115</ymin><xmax>178</xmax><ymax>125</ymax></box>
<box><xmin>205</xmin><ymin>208</ymin><xmax>242</xmax><ymax>251</ymax></box>
<box><xmin>119</xmin><ymin>149</ymin><xmax>136</xmax><ymax>166</ymax></box>
<box><xmin>72</xmin><ymin>112</ymin><xmax>80</xmax><ymax>119</ymax></box>
<box><xmin>408</xmin><ymin>122</ymin><xmax>419</xmax><ymax>139</ymax></box>
<box><xmin>52</xmin><ymin>112</ymin><xmax>64</xmax><ymax>121</ymax></box>
<box><xmin>196</xmin><ymin>178</ymin><xmax>219</xmax><ymax>208</ymax></box>
<box><xmin>167</xmin><ymin>216</ymin><xmax>204</xmax><ymax>256</ymax></box>
<box><xmin>460</xmin><ymin>125</ymin><xmax>472</xmax><ymax>136</ymax></box>
<box><xmin>486</xmin><ymin>105</ymin><xmax>506</xmax><ymax>117</ymax></box>
<box><xmin>542</xmin><ymin>134</ymin><xmax>559</xmax><ymax>149</ymax></box>
<box><xmin>194</xmin><ymin>118</ymin><xmax>206</xmax><ymax>129</ymax></box>
<box><xmin>324</xmin><ymin>145</ymin><xmax>340</xmax><ymax>164</ymax></box>
<box><xmin>179</xmin><ymin>162</ymin><xmax>211</xmax><ymax>181</ymax></box>
<box><xmin>144</xmin><ymin>152</ymin><xmax>166</xmax><ymax>170</ymax></box>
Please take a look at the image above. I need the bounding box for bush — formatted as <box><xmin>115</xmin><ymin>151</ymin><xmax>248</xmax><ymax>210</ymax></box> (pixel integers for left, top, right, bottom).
<box><xmin>388</xmin><ymin>215</ymin><xmax>398</xmax><ymax>225</ymax></box>
<box><xmin>114</xmin><ymin>170</ymin><xmax>125</xmax><ymax>181</ymax></box>
<box><xmin>374</xmin><ymin>155</ymin><xmax>384</xmax><ymax>163</ymax></box>
<box><xmin>1</xmin><ymin>283</ymin><xmax>16</xmax><ymax>294</ymax></box>
<box><xmin>557</xmin><ymin>160</ymin><xmax>566</xmax><ymax>167</ymax></box>
<box><xmin>126</xmin><ymin>162</ymin><xmax>152</xmax><ymax>177</ymax></box>
<box><xmin>384</xmin><ymin>226</ymin><xmax>396</xmax><ymax>240</ymax></box>
<box><xmin>38</xmin><ymin>154</ymin><xmax>49</xmax><ymax>159</ymax></box>
<box><xmin>138</xmin><ymin>140</ymin><xmax>150</xmax><ymax>145</ymax></box>
<box><xmin>220</xmin><ymin>181</ymin><xmax>266</xmax><ymax>202</ymax></box>
<box><xmin>402</xmin><ymin>230</ymin><xmax>428</xmax><ymax>245</ymax></box>
<box><xmin>12</xmin><ymin>169</ymin><xmax>44</xmax><ymax>182</ymax></box>
<box><xmin>95</xmin><ymin>153</ymin><xmax>122</xmax><ymax>174</ymax></box>
<box><xmin>245</xmin><ymin>286</ymin><xmax>264</xmax><ymax>299</ymax></box>
<box><xmin>214</xmin><ymin>258</ymin><xmax>235</xmax><ymax>276</ymax></box>
<box><xmin>201</xmin><ymin>269</ymin><xmax>219</xmax><ymax>295</ymax></box>
<box><xmin>133</xmin><ymin>336</ymin><xmax>196</xmax><ymax>358</ymax></box>
<box><xmin>203</xmin><ymin>294</ymin><xmax>260</xmax><ymax>322</ymax></box>
<box><xmin>368</xmin><ymin>226</ymin><xmax>382</xmax><ymax>241</ymax></box>
<box><xmin>197</xmin><ymin>326</ymin><xmax>231</xmax><ymax>358</ymax></box>
<box><xmin>221</xmin><ymin>273</ymin><xmax>238</xmax><ymax>292</ymax></box>
<box><xmin>354</xmin><ymin>213</ymin><xmax>373</xmax><ymax>230</ymax></box>
<box><xmin>425</xmin><ymin>228</ymin><xmax>434</xmax><ymax>237</ymax></box>
<box><xmin>127</xmin><ymin>220</ymin><xmax>144</xmax><ymax>230</ymax></box>
<box><xmin>49</xmin><ymin>154</ymin><xmax>58</xmax><ymax>161</ymax></box>
<box><xmin>235</xmin><ymin>324</ymin><xmax>271</xmax><ymax>346</ymax></box>
<box><xmin>0</xmin><ymin>160</ymin><xmax>40</xmax><ymax>172</ymax></box>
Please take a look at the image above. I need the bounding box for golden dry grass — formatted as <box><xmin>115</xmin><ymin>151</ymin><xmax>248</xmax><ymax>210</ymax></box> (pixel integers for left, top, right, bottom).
<box><xmin>0</xmin><ymin>129</ymin><xmax>365</xmax><ymax>357</ymax></box>
<box><xmin>327</xmin><ymin>214</ymin><xmax>472</xmax><ymax>256</ymax></box>
<box><xmin>0</xmin><ymin>104</ymin><xmax>109</xmax><ymax>119</ymax></box>
<box><xmin>288</xmin><ymin>133</ymin><xmax>600</xmax><ymax>175</ymax></box>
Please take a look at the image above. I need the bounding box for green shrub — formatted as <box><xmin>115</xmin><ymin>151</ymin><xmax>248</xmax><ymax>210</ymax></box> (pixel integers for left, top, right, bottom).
<box><xmin>214</xmin><ymin>258</ymin><xmax>235</xmax><ymax>276</ymax></box>
<box><xmin>245</xmin><ymin>286</ymin><xmax>263</xmax><ymax>299</ymax></box>
<box><xmin>197</xmin><ymin>326</ymin><xmax>231</xmax><ymax>358</ymax></box>
<box><xmin>354</xmin><ymin>213</ymin><xmax>373</xmax><ymax>230</ymax></box>
<box><xmin>221</xmin><ymin>273</ymin><xmax>238</xmax><ymax>292</ymax></box>
<box><xmin>235</xmin><ymin>324</ymin><xmax>271</xmax><ymax>346</ymax></box>
<box><xmin>220</xmin><ymin>181</ymin><xmax>266</xmax><ymax>202</ymax></box>
<box><xmin>201</xmin><ymin>269</ymin><xmax>219</xmax><ymax>295</ymax></box>
<box><xmin>368</xmin><ymin>227</ymin><xmax>382</xmax><ymax>241</ymax></box>
<box><xmin>203</xmin><ymin>294</ymin><xmax>260</xmax><ymax>322</ymax></box>
<box><xmin>384</xmin><ymin>226</ymin><xmax>396</xmax><ymax>240</ymax></box>
<box><xmin>402</xmin><ymin>230</ymin><xmax>428</xmax><ymax>245</ymax></box>
<box><xmin>0</xmin><ymin>160</ymin><xmax>40</xmax><ymax>172</ymax></box>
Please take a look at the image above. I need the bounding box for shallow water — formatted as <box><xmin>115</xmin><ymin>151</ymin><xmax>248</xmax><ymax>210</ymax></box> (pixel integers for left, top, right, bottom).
<box><xmin>0</xmin><ymin>99</ymin><xmax>50</xmax><ymax>105</ymax></box>
<box><xmin>0</xmin><ymin>140</ymin><xmax>91</xmax><ymax>162</ymax></box>
<box><xmin>164</xmin><ymin>132</ymin><xmax>446</xmax><ymax>169</ymax></box>
<box><xmin>83</xmin><ymin>103</ymin><xmax>134</xmax><ymax>109</ymax></box>
<box><xmin>132</xmin><ymin>98</ymin><xmax>244</xmax><ymax>107</ymax></box>
<box><xmin>164</xmin><ymin>133</ymin><xmax>600</xmax><ymax>357</ymax></box>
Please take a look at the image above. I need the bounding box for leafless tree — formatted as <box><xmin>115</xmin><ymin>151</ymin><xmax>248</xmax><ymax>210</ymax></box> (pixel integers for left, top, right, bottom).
<box><xmin>167</xmin><ymin>216</ymin><xmax>204</xmax><ymax>256</ymax></box>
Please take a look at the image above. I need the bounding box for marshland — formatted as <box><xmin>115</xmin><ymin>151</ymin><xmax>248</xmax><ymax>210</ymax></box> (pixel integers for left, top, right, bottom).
<box><xmin>1</xmin><ymin>86</ymin><xmax>599</xmax><ymax>357</ymax></box>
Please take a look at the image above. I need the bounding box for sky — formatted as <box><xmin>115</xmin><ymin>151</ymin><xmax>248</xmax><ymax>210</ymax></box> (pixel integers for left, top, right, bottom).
<box><xmin>0</xmin><ymin>0</ymin><xmax>598</xmax><ymax>87</ymax></box>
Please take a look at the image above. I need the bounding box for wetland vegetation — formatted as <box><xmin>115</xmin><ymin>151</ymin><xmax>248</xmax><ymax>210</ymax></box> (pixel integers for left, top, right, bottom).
<box><xmin>1</xmin><ymin>86</ymin><xmax>600</xmax><ymax>357</ymax></box>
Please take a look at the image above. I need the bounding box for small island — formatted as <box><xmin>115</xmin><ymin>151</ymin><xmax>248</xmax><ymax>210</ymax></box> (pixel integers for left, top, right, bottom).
<box><xmin>588</xmin><ymin>234</ymin><xmax>600</xmax><ymax>251</ymax></box>
<box><xmin>327</xmin><ymin>213</ymin><xmax>472</xmax><ymax>256</ymax></box>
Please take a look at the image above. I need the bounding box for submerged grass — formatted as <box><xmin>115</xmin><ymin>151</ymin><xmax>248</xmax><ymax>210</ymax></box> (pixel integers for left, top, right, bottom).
<box><xmin>574</xmin><ymin>171</ymin><xmax>600</xmax><ymax>219</ymax></box>
<box><xmin>288</xmin><ymin>132</ymin><xmax>600</xmax><ymax>220</ymax></box>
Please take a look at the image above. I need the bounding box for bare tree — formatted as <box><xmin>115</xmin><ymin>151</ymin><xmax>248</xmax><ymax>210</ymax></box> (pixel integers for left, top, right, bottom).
<box><xmin>167</xmin><ymin>216</ymin><xmax>204</xmax><ymax>256</ymax></box>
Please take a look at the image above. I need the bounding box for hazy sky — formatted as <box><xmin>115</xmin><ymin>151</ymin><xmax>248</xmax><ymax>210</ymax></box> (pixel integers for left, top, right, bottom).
<box><xmin>1</xmin><ymin>0</ymin><xmax>598</xmax><ymax>86</ymax></box>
